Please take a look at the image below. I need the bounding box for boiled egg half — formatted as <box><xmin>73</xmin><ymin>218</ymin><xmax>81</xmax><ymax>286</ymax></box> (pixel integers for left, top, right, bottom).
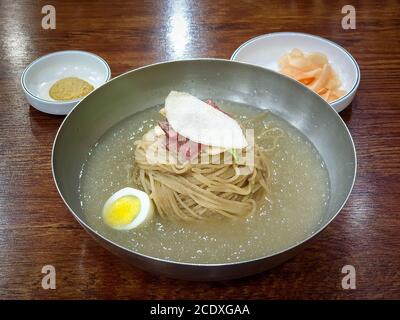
<box><xmin>102</xmin><ymin>187</ymin><xmax>153</xmax><ymax>230</ymax></box>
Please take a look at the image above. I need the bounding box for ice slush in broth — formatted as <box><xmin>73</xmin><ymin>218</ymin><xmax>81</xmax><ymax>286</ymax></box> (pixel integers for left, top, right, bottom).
<box><xmin>79</xmin><ymin>92</ymin><xmax>330</xmax><ymax>263</ymax></box>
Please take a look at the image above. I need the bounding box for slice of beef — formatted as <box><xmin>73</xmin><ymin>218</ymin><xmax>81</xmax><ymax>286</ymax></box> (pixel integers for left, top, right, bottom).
<box><xmin>158</xmin><ymin>119</ymin><xmax>201</xmax><ymax>161</ymax></box>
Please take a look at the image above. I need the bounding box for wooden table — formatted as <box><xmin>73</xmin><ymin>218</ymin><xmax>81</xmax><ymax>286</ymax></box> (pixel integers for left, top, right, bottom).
<box><xmin>1</xmin><ymin>0</ymin><xmax>399</xmax><ymax>299</ymax></box>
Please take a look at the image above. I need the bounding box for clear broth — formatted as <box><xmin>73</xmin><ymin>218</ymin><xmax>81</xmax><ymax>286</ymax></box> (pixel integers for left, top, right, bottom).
<box><xmin>79</xmin><ymin>101</ymin><xmax>330</xmax><ymax>263</ymax></box>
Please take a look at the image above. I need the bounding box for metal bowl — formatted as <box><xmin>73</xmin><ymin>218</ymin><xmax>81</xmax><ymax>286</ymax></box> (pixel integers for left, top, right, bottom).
<box><xmin>52</xmin><ymin>59</ymin><xmax>356</xmax><ymax>281</ymax></box>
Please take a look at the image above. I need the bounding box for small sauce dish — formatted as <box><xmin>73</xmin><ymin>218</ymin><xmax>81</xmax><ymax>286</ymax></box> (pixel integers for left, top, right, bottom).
<box><xmin>231</xmin><ymin>32</ymin><xmax>360</xmax><ymax>112</ymax></box>
<box><xmin>21</xmin><ymin>50</ymin><xmax>111</xmax><ymax>115</ymax></box>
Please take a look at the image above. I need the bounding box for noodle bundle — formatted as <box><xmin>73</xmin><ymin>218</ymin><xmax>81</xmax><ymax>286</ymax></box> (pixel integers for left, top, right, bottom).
<box><xmin>130</xmin><ymin>124</ymin><xmax>283</xmax><ymax>221</ymax></box>
<box><xmin>128</xmin><ymin>92</ymin><xmax>284</xmax><ymax>221</ymax></box>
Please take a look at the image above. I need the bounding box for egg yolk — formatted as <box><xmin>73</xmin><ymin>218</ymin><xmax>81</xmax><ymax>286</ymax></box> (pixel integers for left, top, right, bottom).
<box><xmin>104</xmin><ymin>195</ymin><xmax>141</xmax><ymax>228</ymax></box>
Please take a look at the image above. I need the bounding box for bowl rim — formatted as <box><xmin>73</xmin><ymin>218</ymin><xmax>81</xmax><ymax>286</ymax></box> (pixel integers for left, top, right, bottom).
<box><xmin>231</xmin><ymin>32</ymin><xmax>361</xmax><ymax>110</ymax></box>
<box><xmin>20</xmin><ymin>50</ymin><xmax>112</xmax><ymax>105</ymax></box>
<box><xmin>52</xmin><ymin>58</ymin><xmax>357</xmax><ymax>268</ymax></box>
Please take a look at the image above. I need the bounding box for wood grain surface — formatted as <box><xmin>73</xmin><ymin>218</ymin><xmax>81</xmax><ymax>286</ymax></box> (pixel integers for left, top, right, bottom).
<box><xmin>0</xmin><ymin>0</ymin><xmax>399</xmax><ymax>299</ymax></box>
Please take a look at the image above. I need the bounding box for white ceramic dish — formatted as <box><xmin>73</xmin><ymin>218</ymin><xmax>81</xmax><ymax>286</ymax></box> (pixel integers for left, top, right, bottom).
<box><xmin>21</xmin><ymin>50</ymin><xmax>111</xmax><ymax>115</ymax></box>
<box><xmin>231</xmin><ymin>32</ymin><xmax>360</xmax><ymax>112</ymax></box>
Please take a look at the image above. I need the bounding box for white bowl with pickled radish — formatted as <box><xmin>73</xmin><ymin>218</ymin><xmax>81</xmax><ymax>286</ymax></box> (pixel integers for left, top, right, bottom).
<box><xmin>102</xmin><ymin>187</ymin><xmax>154</xmax><ymax>230</ymax></box>
<box><xmin>231</xmin><ymin>32</ymin><xmax>360</xmax><ymax>112</ymax></box>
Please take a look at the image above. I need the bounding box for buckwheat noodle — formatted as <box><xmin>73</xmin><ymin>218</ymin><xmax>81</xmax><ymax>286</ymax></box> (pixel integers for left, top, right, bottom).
<box><xmin>129</xmin><ymin>116</ymin><xmax>284</xmax><ymax>221</ymax></box>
